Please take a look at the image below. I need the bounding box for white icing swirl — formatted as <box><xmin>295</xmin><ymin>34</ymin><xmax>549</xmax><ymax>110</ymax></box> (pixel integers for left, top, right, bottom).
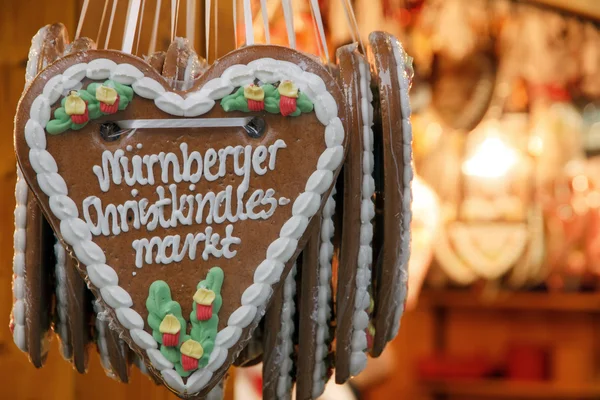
<box><xmin>54</xmin><ymin>239</ymin><xmax>72</xmax><ymax>359</ymax></box>
<box><xmin>11</xmin><ymin>167</ymin><xmax>28</xmax><ymax>352</ymax></box>
<box><xmin>349</xmin><ymin>57</ymin><xmax>376</xmax><ymax>375</ymax></box>
<box><xmin>21</xmin><ymin>56</ymin><xmax>344</xmax><ymax>395</ymax></box>
<box><xmin>389</xmin><ymin>38</ymin><xmax>413</xmax><ymax>340</ymax></box>
<box><xmin>312</xmin><ymin>191</ymin><xmax>335</xmax><ymax>398</ymax></box>
<box><xmin>93</xmin><ymin>300</ymin><xmax>112</xmax><ymax>375</ymax></box>
<box><xmin>276</xmin><ymin>264</ymin><xmax>296</xmax><ymax>400</ymax></box>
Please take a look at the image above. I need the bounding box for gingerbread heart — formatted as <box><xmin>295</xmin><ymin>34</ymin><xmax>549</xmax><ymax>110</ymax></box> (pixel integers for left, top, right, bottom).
<box><xmin>14</xmin><ymin>45</ymin><xmax>346</xmax><ymax>397</ymax></box>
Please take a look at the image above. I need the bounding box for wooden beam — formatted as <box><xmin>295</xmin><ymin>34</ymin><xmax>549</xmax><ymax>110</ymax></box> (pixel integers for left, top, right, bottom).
<box><xmin>523</xmin><ymin>0</ymin><xmax>600</xmax><ymax>20</ymax></box>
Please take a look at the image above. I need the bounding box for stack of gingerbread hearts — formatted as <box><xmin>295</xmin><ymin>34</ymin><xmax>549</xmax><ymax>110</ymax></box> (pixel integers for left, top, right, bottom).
<box><xmin>10</xmin><ymin>6</ymin><xmax>412</xmax><ymax>399</ymax></box>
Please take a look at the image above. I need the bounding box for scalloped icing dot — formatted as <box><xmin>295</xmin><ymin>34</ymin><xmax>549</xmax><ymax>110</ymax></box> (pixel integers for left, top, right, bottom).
<box><xmin>185</xmin><ymin>369</ymin><xmax>213</xmax><ymax>393</ymax></box>
<box><xmin>86</xmin><ymin>58</ymin><xmax>117</xmax><ymax>80</ymax></box>
<box><xmin>116</xmin><ymin>307</ymin><xmax>144</xmax><ymax>330</ymax></box>
<box><xmin>49</xmin><ymin>195</ymin><xmax>79</xmax><ymax>220</ymax></box>
<box><xmin>130</xmin><ymin>328</ymin><xmax>158</xmax><ymax>349</ymax></box>
<box><xmin>227</xmin><ymin>305</ymin><xmax>257</xmax><ymax>327</ymax></box>
<box><xmin>100</xmin><ymin>285</ymin><xmax>133</xmax><ymax>308</ymax></box>
<box><xmin>215</xmin><ymin>326</ymin><xmax>242</xmax><ymax>348</ymax></box>
<box><xmin>253</xmin><ymin>260</ymin><xmax>284</xmax><ymax>285</ymax></box>
<box><xmin>60</xmin><ymin>218</ymin><xmax>92</xmax><ymax>243</ymax></box>
<box><xmin>132</xmin><ymin>77</ymin><xmax>166</xmax><ymax>99</ymax></box>
<box><xmin>87</xmin><ymin>264</ymin><xmax>119</xmax><ymax>287</ymax></box>
<box><xmin>24</xmin><ymin>119</ymin><xmax>46</xmax><ymax>150</ymax></box>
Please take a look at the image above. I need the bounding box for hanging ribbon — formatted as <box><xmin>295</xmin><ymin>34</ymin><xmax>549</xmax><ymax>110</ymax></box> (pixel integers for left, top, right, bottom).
<box><xmin>206</xmin><ymin>0</ymin><xmax>211</xmax><ymax>59</ymax></box>
<box><xmin>96</xmin><ymin>0</ymin><xmax>110</xmax><ymax>45</ymax></box>
<box><xmin>186</xmin><ymin>0</ymin><xmax>196</xmax><ymax>49</ymax></box>
<box><xmin>260</xmin><ymin>0</ymin><xmax>270</xmax><ymax>44</ymax></box>
<box><xmin>135</xmin><ymin>0</ymin><xmax>147</xmax><ymax>54</ymax></box>
<box><xmin>75</xmin><ymin>0</ymin><xmax>90</xmax><ymax>40</ymax></box>
<box><xmin>281</xmin><ymin>0</ymin><xmax>295</xmax><ymax>49</ymax></box>
<box><xmin>105</xmin><ymin>0</ymin><xmax>120</xmax><ymax>49</ymax></box>
<box><xmin>122</xmin><ymin>0</ymin><xmax>142</xmax><ymax>54</ymax></box>
<box><xmin>243</xmin><ymin>0</ymin><xmax>254</xmax><ymax>45</ymax></box>
<box><xmin>309</xmin><ymin>0</ymin><xmax>329</xmax><ymax>63</ymax></box>
<box><xmin>148</xmin><ymin>0</ymin><xmax>162</xmax><ymax>54</ymax></box>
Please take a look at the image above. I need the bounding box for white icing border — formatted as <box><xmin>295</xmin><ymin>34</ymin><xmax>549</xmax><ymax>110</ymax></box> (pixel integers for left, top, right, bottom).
<box><xmin>11</xmin><ymin>167</ymin><xmax>28</xmax><ymax>352</ymax></box>
<box><xmin>276</xmin><ymin>263</ymin><xmax>296</xmax><ymax>399</ymax></box>
<box><xmin>389</xmin><ymin>38</ymin><xmax>413</xmax><ymax>339</ymax></box>
<box><xmin>54</xmin><ymin>238</ymin><xmax>72</xmax><ymax>359</ymax></box>
<box><xmin>312</xmin><ymin>191</ymin><xmax>335</xmax><ymax>398</ymax></box>
<box><xmin>22</xmin><ymin>55</ymin><xmax>344</xmax><ymax>395</ymax></box>
<box><xmin>93</xmin><ymin>299</ymin><xmax>113</xmax><ymax>375</ymax></box>
<box><xmin>349</xmin><ymin>58</ymin><xmax>375</xmax><ymax>376</ymax></box>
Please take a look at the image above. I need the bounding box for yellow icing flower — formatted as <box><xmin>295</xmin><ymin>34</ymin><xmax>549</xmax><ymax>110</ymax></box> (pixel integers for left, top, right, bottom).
<box><xmin>65</xmin><ymin>91</ymin><xmax>86</xmax><ymax>115</ymax></box>
<box><xmin>159</xmin><ymin>314</ymin><xmax>181</xmax><ymax>334</ymax></box>
<box><xmin>96</xmin><ymin>85</ymin><xmax>118</xmax><ymax>105</ymax></box>
<box><xmin>193</xmin><ymin>288</ymin><xmax>216</xmax><ymax>306</ymax></box>
<box><xmin>180</xmin><ymin>339</ymin><xmax>204</xmax><ymax>359</ymax></box>
<box><xmin>278</xmin><ymin>80</ymin><xmax>299</xmax><ymax>98</ymax></box>
<box><xmin>244</xmin><ymin>84</ymin><xmax>265</xmax><ymax>101</ymax></box>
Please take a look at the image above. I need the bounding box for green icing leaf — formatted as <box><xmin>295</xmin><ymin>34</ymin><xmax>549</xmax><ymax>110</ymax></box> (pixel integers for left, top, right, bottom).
<box><xmin>221</xmin><ymin>87</ymin><xmax>249</xmax><ymax>112</ymax></box>
<box><xmin>146</xmin><ymin>281</ymin><xmax>187</xmax><ymax>374</ymax></box>
<box><xmin>147</xmin><ymin>313</ymin><xmax>162</xmax><ymax>332</ymax></box>
<box><xmin>78</xmin><ymin>90</ymin><xmax>96</xmax><ymax>103</ymax></box>
<box><xmin>46</xmin><ymin>119</ymin><xmax>72</xmax><ymax>135</ymax></box>
<box><xmin>175</xmin><ymin>363</ymin><xmax>192</xmax><ymax>378</ymax></box>
<box><xmin>45</xmin><ymin>80</ymin><xmax>134</xmax><ymax>135</ymax></box>
<box><xmin>264</xmin><ymin>97</ymin><xmax>280</xmax><ymax>114</ymax></box>
<box><xmin>220</xmin><ymin>83</ymin><xmax>314</xmax><ymax>116</ymax></box>
<box><xmin>145</xmin><ymin>270</ymin><xmax>225</xmax><ymax>377</ymax></box>
<box><xmin>297</xmin><ymin>92</ymin><xmax>314</xmax><ymax>113</ymax></box>
<box><xmin>161</xmin><ymin>346</ymin><xmax>180</xmax><ymax>363</ymax></box>
<box><xmin>190</xmin><ymin>267</ymin><xmax>224</xmax><ymax>366</ymax></box>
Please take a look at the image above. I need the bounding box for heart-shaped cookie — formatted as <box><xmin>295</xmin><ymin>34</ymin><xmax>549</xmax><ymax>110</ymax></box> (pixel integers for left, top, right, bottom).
<box><xmin>15</xmin><ymin>45</ymin><xmax>346</xmax><ymax>397</ymax></box>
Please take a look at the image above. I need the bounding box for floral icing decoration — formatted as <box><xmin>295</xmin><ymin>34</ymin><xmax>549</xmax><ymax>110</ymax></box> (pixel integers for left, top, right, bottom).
<box><xmin>45</xmin><ymin>80</ymin><xmax>134</xmax><ymax>135</ymax></box>
<box><xmin>146</xmin><ymin>267</ymin><xmax>224</xmax><ymax>377</ymax></box>
<box><xmin>147</xmin><ymin>280</ymin><xmax>190</xmax><ymax>376</ymax></box>
<box><xmin>221</xmin><ymin>81</ymin><xmax>313</xmax><ymax>116</ymax></box>
<box><xmin>190</xmin><ymin>267</ymin><xmax>224</xmax><ymax>368</ymax></box>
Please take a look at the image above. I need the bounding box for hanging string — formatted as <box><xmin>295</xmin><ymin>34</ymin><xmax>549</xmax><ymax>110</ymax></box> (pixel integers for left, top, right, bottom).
<box><xmin>233</xmin><ymin>0</ymin><xmax>238</xmax><ymax>48</ymax></box>
<box><xmin>75</xmin><ymin>0</ymin><xmax>90</xmax><ymax>40</ymax></box>
<box><xmin>281</xmin><ymin>0</ymin><xmax>295</xmax><ymax>49</ymax></box>
<box><xmin>174</xmin><ymin>0</ymin><xmax>181</xmax><ymax>38</ymax></box>
<box><xmin>308</xmin><ymin>0</ymin><xmax>329</xmax><ymax>64</ymax></box>
<box><xmin>308</xmin><ymin>1</ymin><xmax>323</xmax><ymax>62</ymax></box>
<box><xmin>343</xmin><ymin>0</ymin><xmax>364</xmax><ymax>54</ymax></box>
<box><xmin>260</xmin><ymin>0</ymin><xmax>270</xmax><ymax>44</ymax></box>
<box><xmin>205</xmin><ymin>0</ymin><xmax>211</xmax><ymax>60</ymax></box>
<box><xmin>104</xmin><ymin>0</ymin><xmax>119</xmax><ymax>49</ymax></box>
<box><xmin>122</xmin><ymin>0</ymin><xmax>142</xmax><ymax>53</ymax></box>
<box><xmin>148</xmin><ymin>0</ymin><xmax>162</xmax><ymax>54</ymax></box>
<box><xmin>96</xmin><ymin>0</ymin><xmax>110</xmax><ymax>45</ymax></box>
<box><xmin>186</xmin><ymin>0</ymin><xmax>196</xmax><ymax>49</ymax></box>
<box><xmin>171</xmin><ymin>0</ymin><xmax>177</xmax><ymax>41</ymax></box>
<box><xmin>214</xmin><ymin>0</ymin><xmax>219</xmax><ymax>59</ymax></box>
<box><xmin>339</xmin><ymin>0</ymin><xmax>356</xmax><ymax>45</ymax></box>
<box><xmin>243</xmin><ymin>0</ymin><xmax>254</xmax><ymax>45</ymax></box>
<box><xmin>134</xmin><ymin>0</ymin><xmax>147</xmax><ymax>55</ymax></box>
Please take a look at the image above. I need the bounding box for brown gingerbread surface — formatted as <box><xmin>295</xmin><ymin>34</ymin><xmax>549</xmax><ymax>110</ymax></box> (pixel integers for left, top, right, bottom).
<box><xmin>15</xmin><ymin>45</ymin><xmax>346</xmax><ymax>395</ymax></box>
<box><xmin>368</xmin><ymin>31</ymin><xmax>410</xmax><ymax>357</ymax></box>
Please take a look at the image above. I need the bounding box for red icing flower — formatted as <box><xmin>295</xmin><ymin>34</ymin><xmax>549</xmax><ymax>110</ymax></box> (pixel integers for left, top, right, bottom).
<box><xmin>159</xmin><ymin>314</ymin><xmax>181</xmax><ymax>347</ymax></box>
<box><xmin>96</xmin><ymin>85</ymin><xmax>120</xmax><ymax>114</ymax></box>
<box><xmin>180</xmin><ymin>339</ymin><xmax>204</xmax><ymax>371</ymax></box>
<box><xmin>194</xmin><ymin>288</ymin><xmax>216</xmax><ymax>321</ymax></box>
<box><xmin>278</xmin><ymin>80</ymin><xmax>299</xmax><ymax>116</ymax></box>
<box><xmin>244</xmin><ymin>84</ymin><xmax>265</xmax><ymax>112</ymax></box>
<box><xmin>65</xmin><ymin>91</ymin><xmax>89</xmax><ymax>124</ymax></box>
